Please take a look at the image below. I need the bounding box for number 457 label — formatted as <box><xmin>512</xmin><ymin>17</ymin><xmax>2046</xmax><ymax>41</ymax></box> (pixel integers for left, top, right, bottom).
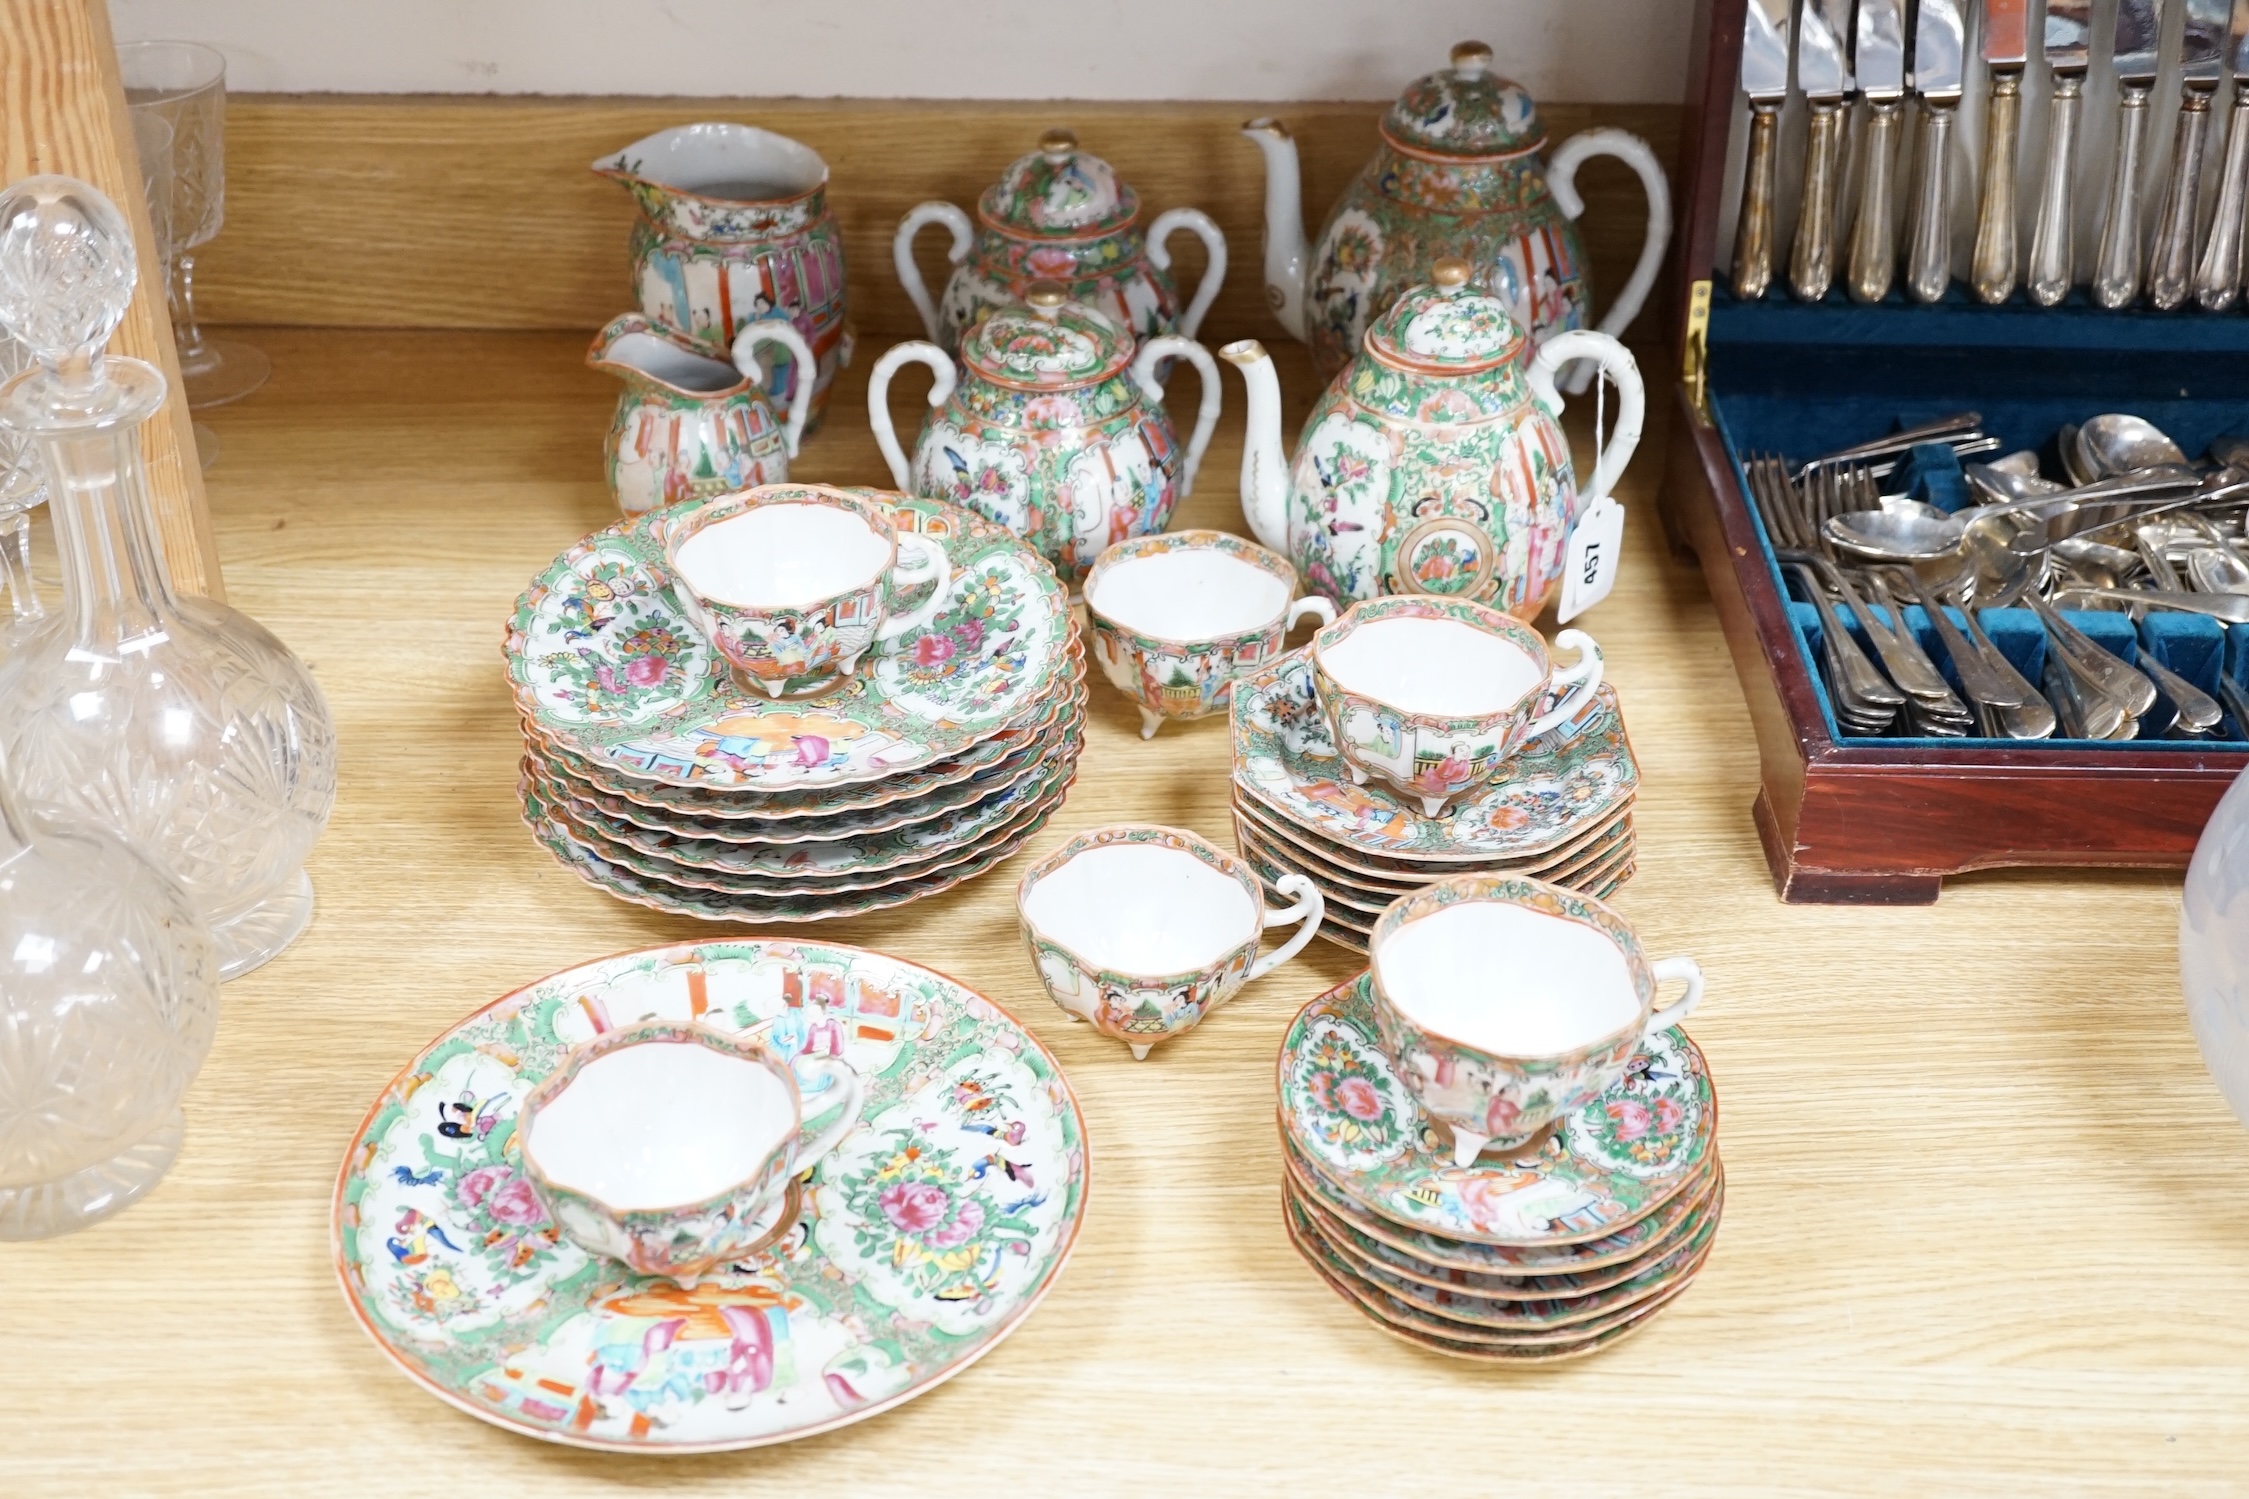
<box><xmin>1556</xmin><ymin>495</ymin><xmax>1624</xmax><ymax>624</ymax></box>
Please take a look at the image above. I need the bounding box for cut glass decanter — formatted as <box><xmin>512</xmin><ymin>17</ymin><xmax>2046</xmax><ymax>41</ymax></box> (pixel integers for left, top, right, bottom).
<box><xmin>0</xmin><ymin>175</ymin><xmax>336</xmax><ymax>979</ymax></box>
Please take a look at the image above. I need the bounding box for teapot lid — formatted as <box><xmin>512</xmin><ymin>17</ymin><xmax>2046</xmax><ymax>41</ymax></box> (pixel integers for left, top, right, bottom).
<box><xmin>960</xmin><ymin>281</ymin><xmax>1135</xmax><ymax>389</ymax></box>
<box><xmin>978</xmin><ymin>129</ymin><xmax>1140</xmax><ymax>237</ymax></box>
<box><xmin>1381</xmin><ymin>41</ymin><xmax>1545</xmax><ymax>159</ymax></box>
<box><xmin>1362</xmin><ymin>259</ymin><xmax>1526</xmax><ymax>375</ymax></box>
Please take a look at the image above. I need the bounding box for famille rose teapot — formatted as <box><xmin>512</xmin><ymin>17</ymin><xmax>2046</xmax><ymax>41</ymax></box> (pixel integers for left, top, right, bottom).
<box><xmin>595</xmin><ymin>123</ymin><xmax>849</xmax><ymax>429</ymax></box>
<box><xmin>1223</xmin><ymin>258</ymin><xmax>1644</xmax><ymax>616</ymax></box>
<box><xmin>869</xmin><ymin>282</ymin><xmax>1220</xmax><ymax>587</ymax></box>
<box><xmin>1243</xmin><ymin>41</ymin><xmax>1670</xmax><ymax>388</ymax></box>
<box><xmin>586</xmin><ymin>313</ymin><xmax>814</xmax><ymax>515</ymax></box>
<box><xmin>893</xmin><ymin>128</ymin><xmax>1227</xmax><ymax>355</ymax></box>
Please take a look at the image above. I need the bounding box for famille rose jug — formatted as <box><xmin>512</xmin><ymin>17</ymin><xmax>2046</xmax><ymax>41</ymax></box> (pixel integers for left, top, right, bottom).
<box><xmin>586</xmin><ymin>314</ymin><xmax>813</xmax><ymax>515</ymax></box>
<box><xmin>595</xmin><ymin>124</ymin><xmax>849</xmax><ymax>430</ymax></box>
<box><xmin>1224</xmin><ymin>258</ymin><xmax>1644</xmax><ymax>616</ymax></box>
<box><xmin>893</xmin><ymin>128</ymin><xmax>1227</xmax><ymax>354</ymax></box>
<box><xmin>868</xmin><ymin>282</ymin><xmax>1221</xmax><ymax>587</ymax></box>
<box><xmin>1244</xmin><ymin>41</ymin><xmax>1670</xmax><ymax>389</ymax></box>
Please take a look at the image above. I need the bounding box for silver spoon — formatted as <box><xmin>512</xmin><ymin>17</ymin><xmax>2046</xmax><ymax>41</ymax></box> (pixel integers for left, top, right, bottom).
<box><xmin>2077</xmin><ymin>413</ymin><xmax>2191</xmax><ymax>477</ymax></box>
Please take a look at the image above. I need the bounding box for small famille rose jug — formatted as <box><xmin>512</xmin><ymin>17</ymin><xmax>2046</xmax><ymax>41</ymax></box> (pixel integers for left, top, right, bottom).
<box><xmin>894</xmin><ymin>127</ymin><xmax>1227</xmax><ymax>354</ymax></box>
<box><xmin>587</xmin><ymin>314</ymin><xmax>814</xmax><ymax>515</ymax></box>
<box><xmin>595</xmin><ymin>124</ymin><xmax>850</xmax><ymax>429</ymax></box>
<box><xmin>869</xmin><ymin>283</ymin><xmax>1220</xmax><ymax>587</ymax></box>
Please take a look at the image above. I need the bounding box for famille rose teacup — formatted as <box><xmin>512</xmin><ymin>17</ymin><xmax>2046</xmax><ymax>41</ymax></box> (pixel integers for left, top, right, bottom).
<box><xmin>1016</xmin><ymin>824</ymin><xmax>1324</xmax><ymax>1059</ymax></box>
<box><xmin>1084</xmin><ymin>530</ymin><xmax>1336</xmax><ymax>739</ymax></box>
<box><xmin>1311</xmin><ymin>596</ymin><xmax>1602</xmax><ymax>817</ymax></box>
<box><xmin>518</xmin><ymin>1019</ymin><xmax>864</xmax><ymax>1284</ymax></box>
<box><xmin>1369</xmin><ymin>874</ymin><xmax>1703</xmax><ymax>1167</ymax></box>
<box><xmin>657</xmin><ymin>484</ymin><xmax>952</xmax><ymax>697</ymax></box>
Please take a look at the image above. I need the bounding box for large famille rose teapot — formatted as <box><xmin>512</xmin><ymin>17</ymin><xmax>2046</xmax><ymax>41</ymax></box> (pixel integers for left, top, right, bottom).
<box><xmin>1243</xmin><ymin>41</ymin><xmax>1669</xmax><ymax>387</ymax></box>
<box><xmin>1223</xmin><ymin>258</ymin><xmax>1643</xmax><ymax>617</ymax></box>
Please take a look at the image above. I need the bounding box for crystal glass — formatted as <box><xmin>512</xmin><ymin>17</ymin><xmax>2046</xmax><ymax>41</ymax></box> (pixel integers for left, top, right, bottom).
<box><xmin>115</xmin><ymin>40</ymin><xmax>269</xmax><ymax>410</ymax></box>
<box><xmin>0</xmin><ymin>740</ymin><xmax>219</xmax><ymax>1238</ymax></box>
<box><xmin>0</xmin><ymin>330</ymin><xmax>43</xmax><ymax>627</ymax></box>
<box><xmin>2184</xmin><ymin>766</ymin><xmax>2249</xmax><ymax>1128</ymax></box>
<box><xmin>124</xmin><ymin>104</ymin><xmax>214</xmax><ymax>471</ymax></box>
<box><xmin>0</xmin><ymin>175</ymin><xmax>336</xmax><ymax>979</ymax></box>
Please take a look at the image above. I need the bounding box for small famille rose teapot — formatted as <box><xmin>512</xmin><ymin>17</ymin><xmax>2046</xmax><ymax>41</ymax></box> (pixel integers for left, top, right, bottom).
<box><xmin>1223</xmin><ymin>258</ymin><xmax>1644</xmax><ymax>616</ymax></box>
<box><xmin>1243</xmin><ymin>41</ymin><xmax>1670</xmax><ymax>387</ymax></box>
<box><xmin>893</xmin><ymin>128</ymin><xmax>1227</xmax><ymax>354</ymax></box>
<box><xmin>586</xmin><ymin>314</ymin><xmax>813</xmax><ymax>515</ymax></box>
<box><xmin>868</xmin><ymin>282</ymin><xmax>1221</xmax><ymax>587</ymax></box>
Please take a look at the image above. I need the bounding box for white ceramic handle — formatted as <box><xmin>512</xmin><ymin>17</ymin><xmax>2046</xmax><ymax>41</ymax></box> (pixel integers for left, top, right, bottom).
<box><xmin>1284</xmin><ymin>595</ymin><xmax>1336</xmax><ymax>631</ymax></box>
<box><xmin>875</xmin><ymin>532</ymin><xmax>953</xmax><ymax>642</ymax></box>
<box><xmin>1547</xmin><ymin>127</ymin><xmax>1671</xmax><ymax>394</ymax></box>
<box><xmin>1527</xmin><ymin>330</ymin><xmax>1643</xmax><ymax>508</ymax></box>
<box><xmin>1522</xmin><ymin>628</ymin><xmax>1603</xmax><ymax>738</ymax></box>
<box><xmin>867</xmin><ymin>341</ymin><xmax>956</xmax><ymax>490</ymax></box>
<box><xmin>789</xmin><ymin>1054</ymin><xmax>865</xmax><ymax>1175</ymax></box>
<box><xmin>1641</xmin><ymin>956</ymin><xmax>1704</xmax><ymax>1041</ymax></box>
<box><xmin>893</xmin><ymin>201</ymin><xmax>974</xmax><ymax>344</ymax></box>
<box><xmin>729</xmin><ymin>319</ymin><xmax>817</xmax><ymax>459</ymax></box>
<box><xmin>1245</xmin><ymin>873</ymin><xmax>1323</xmax><ymax>983</ymax></box>
<box><xmin>1146</xmin><ymin>206</ymin><xmax>1229</xmax><ymax>339</ymax></box>
<box><xmin>1130</xmin><ymin>334</ymin><xmax>1222</xmax><ymax>498</ymax></box>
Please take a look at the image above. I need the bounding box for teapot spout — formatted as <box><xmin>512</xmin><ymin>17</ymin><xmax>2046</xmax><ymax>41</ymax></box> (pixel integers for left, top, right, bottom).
<box><xmin>1240</xmin><ymin>120</ymin><xmax>1310</xmax><ymax>344</ymax></box>
<box><xmin>1219</xmin><ymin>340</ymin><xmax>1292</xmax><ymax>556</ymax></box>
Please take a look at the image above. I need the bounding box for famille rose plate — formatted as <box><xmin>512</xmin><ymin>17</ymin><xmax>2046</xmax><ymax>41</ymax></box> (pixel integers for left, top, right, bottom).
<box><xmin>332</xmin><ymin>939</ymin><xmax>1088</xmax><ymax>1454</ymax></box>
<box><xmin>1279</xmin><ymin>858</ymin><xmax>1636</xmax><ymax>956</ymax></box>
<box><xmin>507</xmin><ymin>493</ymin><xmax>1075</xmax><ymax>792</ymax></box>
<box><xmin>1234</xmin><ymin>790</ymin><xmax>1634</xmax><ymax>888</ymax></box>
<box><xmin>1232</xmin><ymin>812</ymin><xmax>1636</xmax><ymax>919</ymax></box>
<box><xmin>1289</xmin><ymin>841</ymin><xmax>1639</xmax><ymax>940</ymax></box>
<box><xmin>1277</xmin><ymin>973</ymin><xmax>1715</xmax><ymax>1247</ymax></box>
<box><xmin>1231</xmin><ymin>652</ymin><xmax>1639</xmax><ymax>864</ymax></box>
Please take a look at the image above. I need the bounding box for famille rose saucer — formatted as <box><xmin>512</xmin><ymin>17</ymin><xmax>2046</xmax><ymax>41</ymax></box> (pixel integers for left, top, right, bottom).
<box><xmin>1234</xmin><ymin>792</ymin><xmax>1634</xmax><ymax>889</ymax></box>
<box><xmin>1293</xmin><ymin>861</ymin><xmax>1635</xmax><ymax>958</ymax></box>
<box><xmin>1234</xmin><ymin>813</ymin><xmax>1636</xmax><ymax>919</ymax></box>
<box><xmin>507</xmin><ymin>493</ymin><xmax>1076</xmax><ymax>792</ymax></box>
<box><xmin>1277</xmin><ymin>973</ymin><xmax>1716</xmax><ymax>1247</ymax></box>
<box><xmin>1231</xmin><ymin>652</ymin><xmax>1639</xmax><ymax>865</ymax></box>
<box><xmin>333</xmin><ymin>939</ymin><xmax>1088</xmax><ymax>1454</ymax></box>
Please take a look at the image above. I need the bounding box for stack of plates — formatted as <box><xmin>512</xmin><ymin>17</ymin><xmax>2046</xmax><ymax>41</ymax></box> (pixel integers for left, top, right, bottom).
<box><xmin>1277</xmin><ymin>972</ymin><xmax>1722</xmax><ymax>1363</ymax></box>
<box><xmin>1228</xmin><ymin>652</ymin><xmax>1640</xmax><ymax>950</ymax></box>
<box><xmin>506</xmin><ymin>492</ymin><xmax>1086</xmax><ymax>922</ymax></box>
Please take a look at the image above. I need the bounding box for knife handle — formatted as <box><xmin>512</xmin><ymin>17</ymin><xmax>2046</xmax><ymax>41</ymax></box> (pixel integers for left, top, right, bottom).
<box><xmin>1789</xmin><ymin>98</ymin><xmax>1847</xmax><ymax>301</ymax></box>
<box><xmin>2092</xmin><ymin>81</ymin><xmax>2154</xmax><ymax>309</ymax></box>
<box><xmin>1971</xmin><ymin>70</ymin><xmax>2023</xmax><ymax>304</ymax></box>
<box><xmin>1848</xmin><ymin>97</ymin><xmax>1905</xmax><ymax>304</ymax></box>
<box><xmin>2194</xmin><ymin>80</ymin><xmax>2249</xmax><ymax>311</ymax></box>
<box><xmin>2147</xmin><ymin>86</ymin><xmax>2215</xmax><ymax>310</ymax></box>
<box><xmin>1905</xmin><ymin>100</ymin><xmax>1958</xmax><ymax>303</ymax></box>
<box><xmin>2027</xmin><ymin>72</ymin><xmax>2083</xmax><ymax>306</ymax></box>
<box><xmin>1731</xmin><ymin>100</ymin><xmax>1783</xmax><ymax>300</ymax></box>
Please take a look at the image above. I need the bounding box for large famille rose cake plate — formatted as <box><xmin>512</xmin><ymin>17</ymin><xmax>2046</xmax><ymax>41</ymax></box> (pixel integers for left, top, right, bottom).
<box><xmin>333</xmin><ymin>940</ymin><xmax>1088</xmax><ymax>1453</ymax></box>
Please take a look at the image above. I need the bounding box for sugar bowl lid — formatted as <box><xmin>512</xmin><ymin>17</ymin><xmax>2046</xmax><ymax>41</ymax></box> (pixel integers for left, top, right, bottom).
<box><xmin>978</xmin><ymin>128</ymin><xmax>1140</xmax><ymax>237</ymax></box>
<box><xmin>960</xmin><ymin>280</ymin><xmax>1135</xmax><ymax>388</ymax></box>
<box><xmin>1382</xmin><ymin>41</ymin><xmax>1545</xmax><ymax>158</ymax></box>
<box><xmin>1363</xmin><ymin>258</ymin><xmax>1526</xmax><ymax>374</ymax></box>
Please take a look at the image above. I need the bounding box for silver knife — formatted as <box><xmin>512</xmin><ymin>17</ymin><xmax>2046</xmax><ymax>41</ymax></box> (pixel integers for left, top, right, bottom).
<box><xmin>1732</xmin><ymin>0</ymin><xmax>1794</xmax><ymax>299</ymax></box>
<box><xmin>2148</xmin><ymin>0</ymin><xmax>2229</xmax><ymax>308</ymax></box>
<box><xmin>1790</xmin><ymin>0</ymin><xmax>1855</xmax><ymax>300</ymax></box>
<box><xmin>2194</xmin><ymin>0</ymin><xmax>2249</xmax><ymax>307</ymax></box>
<box><xmin>2028</xmin><ymin>1</ymin><xmax>2093</xmax><ymax>304</ymax></box>
<box><xmin>1904</xmin><ymin>0</ymin><xmax>1966</xmax><ymax>302</ymax></box>
<box><xmin>2091</xmin><ymin>0</ymin><xmax>2166</xmax><ymax>309</ymax></box>
<box><xmin>1847</xmin><ymin>0</ymin><xmax>1909</xmax><ymax>302</ymax></box>
<box><xmin>1971</xmin><ymin>0</ymin><xmax>2030</xmax><ymax>302</ymax></box>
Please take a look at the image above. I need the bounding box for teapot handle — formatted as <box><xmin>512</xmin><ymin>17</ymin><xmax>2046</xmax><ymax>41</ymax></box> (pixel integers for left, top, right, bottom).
<box><xmin>729</xmin><ymin>320</ymin><xmax>817</xmax><ymax>459</ymax></box>
<box><xmin>867</xmin><ymin>342</ymin><xmax>957</xmax><ymax>490</ymax></box>
<box><xmin>893</xmin><ymin>202</ymin><xmax>974</xmax><ymax>345</ymax></box>
<box><xmin>1547</xmin><ymin>128</ymin><xmax>1672</xmax><ymax>395</ymax></box>
<box><xmin>1527</xmin><ymin>330</ymin><xmax>1644</xmax><ymax>510</ymax></box>
<box><xmin>1130</xmin><ymin>335</ymin><xmax>1223</xmax><ymax>499</ymax></box>
<box><xmin>1146</xmin><ymin>207</ymin><xmax>1229</xmax><ymax>340</ymax></box>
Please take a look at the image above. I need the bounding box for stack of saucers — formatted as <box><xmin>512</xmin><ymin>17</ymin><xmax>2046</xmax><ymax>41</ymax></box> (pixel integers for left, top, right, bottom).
<box><xmin>1276</xmin><ymin>972</ymin><xmax>1722</xmax><ymax>1363</ymax></box>
<box><xmin>506</xmin><ymin>491</ymin><xmax>1086</xmax><ymax>922</ymax></box>
<box><xmin>1228</xmin><ymin>652</ymin><xmax>1639</xmax><ymax>951</ymax></box>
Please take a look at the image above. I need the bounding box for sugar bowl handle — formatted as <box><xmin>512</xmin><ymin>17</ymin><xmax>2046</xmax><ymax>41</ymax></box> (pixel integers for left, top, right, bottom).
<box><xmin>867</xmin><ymin>341</ymin><xmax>957</xmax><ymax>490</ymax></box>
<box><xmin>1641</xmin><ymin>957</ymin><xmax>1705</xmax><ymax>1041</ymax></box>
<box><xmin>1527</xmin><ymin>332</ymin><xmax>1644</xmax><ymax>508</ymax></box>
<box><xmin>1523</xmin><ymin>629</ymin><xmax>1604</xmax><ymax>739</ymax></box>
<box><xmin>1245</xmin><ymin>874</ymin><xmax>1324</xmax><ymax>984</ymax></box>
<box><xmin>1131</xmin><ymin>335</ymin><xmax>1223</xmax><ymax>498</ymax></box>
<box><xmin>893</xmin><ymin>201</ymin><xmax>974</xmax><ymax>344</ymax></box>
<box><xmin>1146</xmin><ymin>207</ymin><xmax>1229</xmax><ymax>339</ymax></box>
<box><xmin>729</xmin><ymin>319</ymin><xmax>816</xmax><ymax>459</ymax></box>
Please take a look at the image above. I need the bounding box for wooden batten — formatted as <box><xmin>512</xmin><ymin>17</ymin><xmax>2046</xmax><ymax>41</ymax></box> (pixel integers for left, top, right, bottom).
<box><xmin>0</xmin><ymin>0</ymin><xmax>223</xmax><ymax>599</ymax></box>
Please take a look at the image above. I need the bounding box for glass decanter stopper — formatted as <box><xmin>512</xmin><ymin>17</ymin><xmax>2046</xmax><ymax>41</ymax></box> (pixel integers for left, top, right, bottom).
<box><xmin>0</xmin><ymin>175</ymin><xmax>336</xmax><ymax>980</ymax></box>
<box><xmin>0</xmin><ymin>737</ymin><xmax>218</xmax><ymax>1237</ymax></box>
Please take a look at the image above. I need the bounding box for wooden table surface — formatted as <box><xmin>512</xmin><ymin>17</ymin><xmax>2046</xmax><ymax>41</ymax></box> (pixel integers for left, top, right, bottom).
<box><xmin>3</xmin><ymin>328</ymin><xmax>2240</xmax><ymax>1497</ymax></box>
